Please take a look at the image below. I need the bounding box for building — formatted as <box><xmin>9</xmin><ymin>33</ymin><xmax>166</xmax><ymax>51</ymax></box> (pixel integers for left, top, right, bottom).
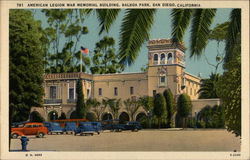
<box><xmin>31</xmin><ymin>39</ymin><xmax>220</xmax><ymax>122</ymax></box>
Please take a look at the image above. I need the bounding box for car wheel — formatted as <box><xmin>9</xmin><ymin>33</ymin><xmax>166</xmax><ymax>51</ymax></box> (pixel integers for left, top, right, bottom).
<box><xmin>11</xmin><ymin>133</ymin><xmax>18</xmax><ymax>139</ymax></box>
<box><xmin>37</xmin><ymin>132</ymin><xmax>44</xmax><ymax>138</ymax></box>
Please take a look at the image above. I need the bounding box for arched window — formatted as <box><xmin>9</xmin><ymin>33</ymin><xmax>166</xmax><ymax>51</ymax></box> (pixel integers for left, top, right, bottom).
<box><xmin>167</xmin><ymin>53</ymin><xmax>173</xmax><ymax>64</ymax></box>
<box><xmin>160</xmin><ymin>54</ymin><xmax>165</xmax><ymax>64</ymax></box>
<box><xmin>48</xmin><ymin>111</ymin><xmax>58</xmax><ymax>121</ymax></box>
<box><xmin>153</xmin><ymin>54</ymin><xmax>158</xmax><ymax>64</ymax></box>
<box><xmin>119</xmin><ymin>112</ymin><xmax>130</xmax><ymax>124</ymax></box>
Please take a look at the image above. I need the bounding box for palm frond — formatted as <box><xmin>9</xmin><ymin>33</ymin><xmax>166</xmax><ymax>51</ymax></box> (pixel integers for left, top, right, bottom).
<box><xmin>190</xmin><ymin>9</ymin><xmax>217</xmax><ymax>58</ymax></box>
<box><xmin>224</xmin><ymin>9</ymin><xmax>241</xmax><ymax>63</ymax></box>
<box><xmin>118</xmin><ymin>9</ymin><xmax>156</xmax><ymax>65</ymax></box>
<box><xmin>96</xmin><ymin>9</ymin><xmax>121</xmax><ymax>35</ymax></box>
<box><xmin>171</xmin><ymin>9</ymin><xmax>193</xmax><ymax>43</ymax></box>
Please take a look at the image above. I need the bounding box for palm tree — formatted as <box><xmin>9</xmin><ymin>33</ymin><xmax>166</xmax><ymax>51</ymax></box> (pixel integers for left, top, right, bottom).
<box><xmin>198</xmin><ymin>73</ymin><xmax>220</xmax><ymax>99</ymax></box>
<box><xmin>104</xmin><ymin>98</ymin><xmax>121</xmax><ymax>120</ymax></box>
<box><xmin>123</xmin><ymin>98</ymin><xmax>140</xmax><ymax>121</ymax></box>
<box><xmin>138</xmin><ymin>96</ymin><xmax>154</xmax><ymax>114</ymax></box>
<box><xmin>86</xmin><ymin>98</ymin><xmax>104</xmax><ymax>121</ymax></box>
<box><xmin>93</xmin><ymin>9</ymin><xmax>157</xmax><ymax>65</ymax></box>
<box><xmin>92</xmin><ymin>9</ymin><xmax>240</xmax><ymax>64</ymax></box>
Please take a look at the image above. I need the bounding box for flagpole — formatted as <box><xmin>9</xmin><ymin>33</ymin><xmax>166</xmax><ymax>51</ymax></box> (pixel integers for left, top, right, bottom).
<box><xmin>80</xmin><ymin>51</ymin><xmax>82</xmax><ymax>72</ymax></box>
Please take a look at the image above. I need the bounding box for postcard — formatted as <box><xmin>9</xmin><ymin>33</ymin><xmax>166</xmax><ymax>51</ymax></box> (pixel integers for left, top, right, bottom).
<box><xmin>0</xmin><ymin>0</ymin><xmax>249</xmax><ymax>160</ymax></box>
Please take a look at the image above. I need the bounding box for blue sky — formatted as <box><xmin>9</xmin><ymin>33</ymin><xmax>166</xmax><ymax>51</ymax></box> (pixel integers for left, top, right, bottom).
<box><xmin>34</xmin><ymin>9</ymin><xmax>231</xmax><ymax>78</ymax></box>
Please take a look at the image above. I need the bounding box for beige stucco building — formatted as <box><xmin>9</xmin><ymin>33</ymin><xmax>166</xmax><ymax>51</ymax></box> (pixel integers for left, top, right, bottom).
<box><xmin>31</xmin><ymin>39</ymin><xmax>220</xmax><ymax>122</ymax></box>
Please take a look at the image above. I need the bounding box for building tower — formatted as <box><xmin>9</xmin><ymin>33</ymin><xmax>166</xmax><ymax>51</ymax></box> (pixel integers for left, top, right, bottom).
<box><xmin>147</xmin><ymin>39</ymin><xmax>186</xmax><ymax>97</ymax></box>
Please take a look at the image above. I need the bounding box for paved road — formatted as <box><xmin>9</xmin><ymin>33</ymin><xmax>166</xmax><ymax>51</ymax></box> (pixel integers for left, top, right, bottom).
<box><xmin>10</xmin><ymin>129</ymin><xmax>240</xmax><ymax>151</ymax></box>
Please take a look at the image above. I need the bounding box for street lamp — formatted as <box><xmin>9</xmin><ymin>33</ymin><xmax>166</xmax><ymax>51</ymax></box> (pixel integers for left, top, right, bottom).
<box><xmin>107</xmin><ymin>112</ymin><xmax>110</xmax><ymax>121</ymax></box>
<box><xmin>147</xmin><ymin>111</ymin><xmax>152</xmax><ymax>129</ymax></box>
<box><xmin>53</xmin><ymin>112</ymin><xmax>56</xmax><ymax>120</ymax></box>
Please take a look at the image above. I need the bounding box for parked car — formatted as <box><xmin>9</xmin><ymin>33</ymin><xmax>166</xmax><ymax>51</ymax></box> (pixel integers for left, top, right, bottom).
<box><xmin>124</xmin><ymin>121</ymin><xmax>142</xmax><ymax>131</ymax></box>
<box><xmin>101</xmin><ymin>119</ymin><xmax>120</xmax><ymax>131</ymax></box>
<box><xmin>110</xmin><ymin>124</ymin><xmax>126</xmax><ymax>132</ymax></box>
<box><xmin>11</xmin><ymin>122</ymin><xmax>48</xmax><ymax>138</ymax></box>
<box><xmin>74</xmin><ymin>122</ymin><xmax>101</xmax><ymax>136</ymax></box>
<box><xmin>64</xmin><ymin>122</ymin><xmax>77</xmax><ymax>134</ymax></box>
<box><xmin>90</xmin><ymin>122</ymin><xmax>102</xmax><ymax>133</ymax></box>
<box><xmin>43</xmin><ymin>122</ymin><xmax>64</xmax><ymax>134</ymax></box>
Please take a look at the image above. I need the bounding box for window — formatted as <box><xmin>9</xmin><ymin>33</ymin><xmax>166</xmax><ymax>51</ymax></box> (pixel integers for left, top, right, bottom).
<box><xmin>160</xmin><ymin>76</ymin><xmax>165</xmax><ymax>83</ymax></box>
<box><xmin>25</xmin><ymin>125</ymin><xmax>32</xmax><ymax>128</ymax></box>
<box><xmin>153</xmin><ymin>54</ymin><xmax>158</xmax><ymax>64</ymax></box>
<box><xmin>69</xmin><ymin>88</ymin><xmax>74</xmax><ymax>99</ymax></box>
<box><xmin>114</xmin><ymin>87</ymin><xmax>118</xmax><ymax>96</ymax></box>
<box><xmin>87</xmin><ymin>89</ymin><xmax>90</xmax><ymax>97</ymax></box>
<box><xmin>159</xmin><ymin>75</ymin><xmax>166</xmax><ymax>86</ymax></box>
<box><xmin>160</xmin><ymin>54</ymin><xmax>165</xmax><ymax>64</ymax></box>
<box><xmin>130</xmin><ymin>87</ymin><xmax>134</xmax><ymax>95</ymax></box>
<box><xmin>167</xmin><ymin>53</ymin><xmax>173</xmax><ymax>64</ymax></box>
<box><xmin>98</xmin><ymin>88</ymin><xmax>102</xmax><ymax>96</ymax></box>
<box><xmin>153</xmin><ymin>90</ymin><xmax>156</xmax><ymax>96</ymax></box>
<box><xmin>50</xmin><ymin>86</ymin><xmax>57</xmax><ymax>99</ymax></box>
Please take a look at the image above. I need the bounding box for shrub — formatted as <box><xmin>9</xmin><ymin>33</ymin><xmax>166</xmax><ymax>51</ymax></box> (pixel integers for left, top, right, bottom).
<box><xmin>187</xmin><ymin>117</ymin><xmax>195</xmax><ymax>128</ymax></box>
<box><xmin>197</xmin><ymin>120</ymin><xmax>206</xmax><ymax>128</ymax></box>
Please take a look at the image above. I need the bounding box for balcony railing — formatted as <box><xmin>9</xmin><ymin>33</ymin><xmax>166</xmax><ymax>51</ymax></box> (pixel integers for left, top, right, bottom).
<box><xmin>44</xmin><ymin>99</ymin><xmax>62</xmax><ymax>104</ymax></box>
<box><xmin>158</xmin><ymin>83</ymin><xmax>167</xmax><ymax>88</ymax></box>
<box><xmin>67</xmin><ymin>99</ymin><xmax>77</xmax><ymax>103</ymax></box>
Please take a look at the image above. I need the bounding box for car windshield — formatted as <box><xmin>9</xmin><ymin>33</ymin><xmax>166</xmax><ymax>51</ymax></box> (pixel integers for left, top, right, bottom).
<box><xmin>52</xmin><ymin>123</ymin><xmax>60</xmax><ymax>126</ymax></box>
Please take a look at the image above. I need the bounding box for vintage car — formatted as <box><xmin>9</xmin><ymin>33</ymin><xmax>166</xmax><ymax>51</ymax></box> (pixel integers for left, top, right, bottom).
<box><xmin>101</xmin><ymin>120</ymin><xmax>142</xmax><ymax>132</ymax></box>
<box><xmin>74</xmin><ymin>122</ymin><xmax>102</xmax><ymax>136</ymax></box>
<box><xmin>124</xmin><ymin>121</ymin><xmax>142</xmax><ymax>131</ymax></box>
<box><xmin>64</xmin><ymin>122</ymin><xmax>77</xmax><ymax>134</ymax></box>
<box><xmin>43</xmin><ymin>122</ymin><xmax>64</xmax><ymax>134</ymax></box>
<box><xmin>11</xmin><ymin>122</ymin><xmax>48</xmax><ymax>138</ymax></box>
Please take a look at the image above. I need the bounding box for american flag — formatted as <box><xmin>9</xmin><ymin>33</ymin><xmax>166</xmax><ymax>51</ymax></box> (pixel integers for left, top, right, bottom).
<box><xmin>80</xmin><ymin>46</ymin><xmax>89</xmax><ymax>54</ymax></box>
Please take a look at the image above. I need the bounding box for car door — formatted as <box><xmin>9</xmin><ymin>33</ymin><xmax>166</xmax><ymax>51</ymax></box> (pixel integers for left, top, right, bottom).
<box><xmin>23</xmin><ymin>124</ymin><xmax>36</xmax><ymax>135</ymax></box>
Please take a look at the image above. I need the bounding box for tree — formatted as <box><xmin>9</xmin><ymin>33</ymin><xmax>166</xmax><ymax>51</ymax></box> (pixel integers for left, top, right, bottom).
<box><xmin>9</xmin><ymin>10</ymin><xmax>45</xmax><ymax>123</ymax></box>
<box><xmin>90</xmin><ymin>36</ymin><xmax>124</xmax><ymax>74</ymax></box>
<box><xmin>172</xmin><ymin>9</ymin><xmax>241</xmax><ymax>136</ymax></box>
<box><xmin>204</xmin><ymin>22</ymin><xmax>229</xmax><ymax>73</ymax></box>
<box><xmin>216</xmin><ymin>37</ymin><xmax>241</xmax><ymax>136</ymax></box>
<box><xmin>92</xmin><ymin>9</ymin><xmax>156</xmax><ymax>65</ymax></box>
<box><xmin>124</xmin><ymin>98</ymin><xmax>140</xmax><ymax>121</ymax></box>
<box><xmin>105</xmin><ymin>98</ymin><xmax>121</xmax><ymax>120</ymax></box>
<box><xmin>41</xmin><ymin>9</ymin><xmax>90</xmax><ymax>73</ymax></box>
<box><xmin>138</xmin><ymin>96</ymin><xmax>154</xmax><ymax>128</ymax></box>
<box><xmin>153</xmin><ymin>93</ymin><xmax>167</xmax><ymax>128</ymax></box>
<box><xmin>86</xmin><ymin>98</ymin><xmax>104</xmax><ymax>121</ymax></box>
<box><xmin>93</xmin><ymin>9</ymin><xmax>216</xmax><ymax>63</ymax></box>
<box><xmin>92</xmin><ymin>9</ymin><xmax>240</xmax><ymax>67</ymax></box>
<box><xmin>197</xmin><ymin>105</ymin><xmax>225</xmax><ymax>128</ymax></box>
<box><xmin>163</xmin><ymin>89</ymin><xmax>175</xmax><ymax>128</ymax></box>
<box><xmin>30</xmin><ymin>112</ymin><xmax>45</xmax><ymax>122</ymax></box>
<box><xmin>197</xmin><ymin>105</ymin><xmax>213</xmax><ymax>128</ymax></box>
<box><xmin>198</xmin><ymin>73</ymin><xmax>220</xmax><ymax>99</ymax></box>
<box><xmin>177</xmin><ymin>94</ymin><xmax>192</xmax><ymax>128</ymax></box>
<box><xmin>75</xmin><ymin>79</ymin><xmax>86</xmax><ymax>118</ymax></box>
